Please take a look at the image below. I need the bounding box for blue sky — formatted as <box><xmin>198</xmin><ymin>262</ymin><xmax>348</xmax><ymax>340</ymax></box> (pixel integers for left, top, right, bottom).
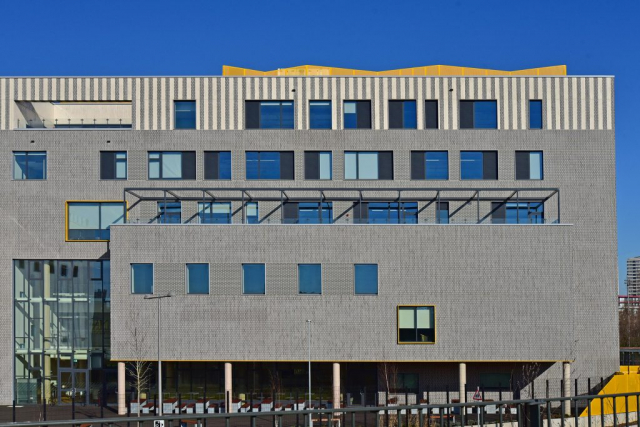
<box><xmin>1</xmin><ymin>0</ymin><xmax>637</xmax><ymax>291</ymax></box>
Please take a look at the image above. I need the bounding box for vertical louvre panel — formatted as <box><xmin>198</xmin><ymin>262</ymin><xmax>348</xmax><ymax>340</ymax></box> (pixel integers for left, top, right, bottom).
<box><xmin>356</xmin><ymin>100</ymin><xmax>371</xmax><ymax>129</ymax></box>
<box><xmin>100</xmin><ymin>152</ymin><xmax>115</xmax><ymax>180</ymax></box>
<box><xmin>483</xmin><ymin>151</ymin><xmax>498</xmax><ymax>180</ymax></box>
<box><xmin>491</xmin><ymin>202</ymin><xmax>506</xmax><ymax>223</ymax></box>
<box><xmin>280</xmin><ymin>151</ymin><xmax>294</xmax><ymax>180</ymax></box>
<box><xmin>182</xmin><ymin>152</ymin><xmax>196</xmax><ymax>180</ymax></box>
<box><xmin>515</xmin><ymin>152</ymin><xmax>530</xmax><ymax>180</ymax></box>
<box><xmin>283</xmin><ymin>202</ymin><xmax>299</xmax><ymax>223</ymax></box>
<box><xmin>304</xmin><ymin>152</ymin><xmax>320</xmax><ymax>180</ymax></box>
<box><xmin>410</xmin><ymin>151</ymin><xmax>425</xmax><ymax>180</ymax></box>
<box><xmin>353</xmin><ymin>202</ymin><xmax>368</xmax><ymax>223</ymax></box>
<box><xmin>378</xmin><ymin>151</ymin><xmax>394</xmax><ymax>180</ymax></box>
<box><xmin>424</xmin><ymin>100</ymin><xmax>438</xmax><ymax>129</ymax></box>
<box><xmin>388</xmin><ymin>101</ymin><xmax>403</xmax><ymax>129</ymax></box>
<box><xmin>245</xmin><ymin>100</ymin><xmax>259</xmax><ymax>129</ymax></box>
<box><xmin>459</xmin><ymin>101</ymin><xmax>473</xmax><ymax>129</ymax></box>
<box><xmin>204</xmin><ymin>152</ymin><xmax>219</xmax><ymax>180</ymax></box>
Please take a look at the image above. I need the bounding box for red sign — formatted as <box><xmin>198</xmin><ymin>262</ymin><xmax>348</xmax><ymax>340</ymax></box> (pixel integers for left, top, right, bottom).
<box><xmin>472</xmin><ymin>387</ymin><xmax>482</xmax><ymax>401</ymax></box>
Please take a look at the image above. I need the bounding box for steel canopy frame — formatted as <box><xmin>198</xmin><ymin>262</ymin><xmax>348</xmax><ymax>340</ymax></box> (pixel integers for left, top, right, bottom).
<box><xmin>122</xmin><ymin>187</ymin><xmax>560</xmax><ymax>224</ymax></box>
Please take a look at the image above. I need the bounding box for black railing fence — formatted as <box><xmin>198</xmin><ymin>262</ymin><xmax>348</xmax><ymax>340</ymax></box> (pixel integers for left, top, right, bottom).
<box><xmin>1</xmin><ymin>391</ymin><xmax>639</xmax><ymax>427</ymax></box>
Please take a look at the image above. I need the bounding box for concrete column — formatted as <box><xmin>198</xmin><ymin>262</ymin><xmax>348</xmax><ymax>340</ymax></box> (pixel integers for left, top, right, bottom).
<box><xmin>459</xmin><ymin>363</ymin><xmax>467</xmax><ymax>403</ymax></box>
<box><xmin>224</xmin><ymin>362</ymin><xmax>232</xmax><ymax>413</ymax></box>
<box><xmin>117</xmin><ymin>362</ymin><xmax>126</xmax><ymax>415</ymax></box>
<box><xmin>563</xmin><ymin>362</ymin><xmax>571</xmax><ymax>415</ymax></box>
<box><xmin>332</xmin><ymin>363</ymin><xmax>340</xmax><ymax>409</ymax></box>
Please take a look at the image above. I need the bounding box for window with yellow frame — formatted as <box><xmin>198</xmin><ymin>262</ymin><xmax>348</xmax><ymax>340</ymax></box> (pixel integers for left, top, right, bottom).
<box><xmin>397</xmin><ymin>305</ymin><xmax>436</xmax><ymax>344</ymax></box>
<box><xmin>66</xmin><ymin>201</ymin><xmax>127</xmax><ymax>242</ymax></box>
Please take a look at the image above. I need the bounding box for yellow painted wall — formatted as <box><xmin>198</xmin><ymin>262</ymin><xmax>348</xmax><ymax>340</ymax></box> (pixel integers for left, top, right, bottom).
<box><xmin>580</xmin><ymin>366</ymin><xmax>640</xmax><ymax>416</ymax></box>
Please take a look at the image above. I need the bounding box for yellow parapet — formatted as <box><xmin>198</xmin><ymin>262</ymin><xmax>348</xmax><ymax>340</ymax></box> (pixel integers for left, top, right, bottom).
<box><xmin>580</xmin><ymin>366</ymin><xmax>640</xmax><ymax>416</ymax></box>
<box><xmin>223</xmin><ymin>64</ymin><xmax>567</xmax><ymax>77</ymax></box>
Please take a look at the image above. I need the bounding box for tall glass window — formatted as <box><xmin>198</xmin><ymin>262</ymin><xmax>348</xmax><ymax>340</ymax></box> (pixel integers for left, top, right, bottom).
<box><xmin>529</xmin><ymin>100</ymin><xmax>543</xmax><ymax>129</ymax></box>
<box><xmin>298</xmin><ymin>264</ymin><xmax>322</xmax><ymax>294</ymax></box>
<box><xmin>175</xmin><ymin>101</ymin><xmax>196</xmax><ymax>129</ymax></box>
<box><xmin>198</xmin><ymin>202</ymin><xmax>232</xmax><ymax>224</ymax></box>
<box><xmin>67</xmin><ymin>202</ymin><xmax>125</xmax><ymax>241</ymax></box>
<box><xmin>14</xmin><ymin>260</ymin><xmax>111</xmax><ymax>404</ymax></box>
<box><xmin>243</xmin><ymin>264</ymin><xmax>266</xmax><ymax>295</ymax></box>
<box><xmin>398</xmin><ymin>306</ymin><xmax>435</xmax><ymax>343</ymax></box>
<box><xmin>13</xmin><ymin>152</ymin><xmax>47</xmax><ymax>180</ymax></box>
<box><xmin>131</xmin><ymin>263</ymin><xmax>153</xmax><ymax>294</ymax></box>
<box><xmin>354</xmin><ymin>264</ymin><xmax>378</xmax><ymax>295</ymax></box>
<box><xmin>186</xmin><ymin>263</ymin><xmax>209</xmax><ymax>294</ymax></box>
<box><xmin>246</xmin><ymin>202</ymin><xmax>259</xmax><ymax>224</ymax></box>
<box><xmin>310</xmin><ymin>101</ymin><xmax>332</xmax><ymax>129</ymax></box>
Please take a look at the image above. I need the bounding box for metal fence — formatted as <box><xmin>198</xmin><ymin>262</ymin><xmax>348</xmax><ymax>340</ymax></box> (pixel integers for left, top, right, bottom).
<box><xmin>1</xmin><ymin>391</ymin><xmax>639</xmax><ymax>427</ymax></box>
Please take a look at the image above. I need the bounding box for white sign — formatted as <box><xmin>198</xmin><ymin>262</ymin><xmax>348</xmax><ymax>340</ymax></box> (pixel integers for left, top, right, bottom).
<box><xmin>154</xmin><ymin>420</ymin><xmax>165</xmax><ymax>427</ymax></box>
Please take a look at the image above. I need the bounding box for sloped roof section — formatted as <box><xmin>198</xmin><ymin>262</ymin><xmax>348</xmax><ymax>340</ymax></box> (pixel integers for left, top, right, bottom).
<box><xmin>223</xmin><ymin>64</ymin><xmax>567</xmax><ymax>76</ymax></box>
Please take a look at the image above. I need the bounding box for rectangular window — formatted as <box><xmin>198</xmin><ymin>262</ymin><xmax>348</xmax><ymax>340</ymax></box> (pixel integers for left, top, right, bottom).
<box><xmin>67</xmin><ymin>201</ymin><xmax>125</xmax><ymax>241</ymax></box>
<box><xmin>460</xmin><ymin>100</ymin><xmax>498</xmax><ymax>129</ymax></box>
<box><xmin>437</xmin><ymin>202</ymin><xmax>449</xmax><ymax>224</ymax></box>
<box><xmin>298</xmin><ymin>264</ymin><xmax>321</xmax><ymax>295</ymax></box>
<box><xmin>13</xmin><ymin>152</ymin><xmax>46</xmax><ymax>180</ymax></box>
<box><xmin>245</xmin><ymin>151</ymin><xmax>294</xmax><ymax>180</ymax></box>
<box><xmin>204</xmin><ymin>151</ymin><xmax>231</xmax><ymax>180</ymax></box>
<box><xmin>388</xmin><ymin>100</ymin><xmax>417</xmax><ymax>129</ymax></box>
<box><xmin>198</xmin><ymin>202</ymin><xmax>231</xmax><ymax>224</ymax></box>
<box><xmin>344</xmin><ymin>101</ymin><xmax>371</xmax><ymax>129</ymax></box>
<box><xmin>460</xmin><ymin>151</ymin><xmax>498</xmax><ymax>180</ymax></box>
<box><xmin>158</xmin><ymin>202</ymin><xmax>182</xmax><ymax>224</ymax></box>
<box><xmin>283</xmin><ymin>202</ymin><xmax>333</xmax><ymax>224</ymax></box>
<box><xmin>358</xmin><ymin>202</ymin><xmax>417</xmax><ymax>224</ymax></box>
<box><xmin>515</xmin><ymin>151</ymin><xmax>543</xmax><ymax>180</ymax></box>
<box><xmin>245</xmin><ymin>101</ymin><xmax>294</xmax><ymax>129</ymax></box>
<box><xmin>354</xmin><ymin>264</ymin><xmax>378</xmax><ymax>295</ymax></box>
<box><xmin>411</xmin><ymin>151</ymin><xmax>448</xmax><ymax>180</ymax></box>
<box><xmin>491</xmin><ymin>201</ymin><xmax>544</xmax><ymax>224</ymax></box>
<box><xmin>148</xmin><ymin>151</ymin><xmax>196</xmax><ymax>180</ymax></box>
<box><xmin>424</xmin><ymin>100</ymin><xmax>439</xmax><ymax>129</ymax></box>
<box><xmin>246</xmin><ymin>202</ymin><xmax>259</xmax><ymax>224</ymax></box>
<box><xmin>304</xmin><ymin>151</ymin><xmax>332</xmax><ymax>180</ymax></box>
<box><xmin>529</xmin><ymin>100</ymin><xmax>543</xmax><ymax>129</ymax></box>
<box><xmin>243</xmin><ymin>264</ymin><xmax>265</xmax><ymax>295</ymax></box>
<box><xmin>186</xmin><ymin>263</ymin><xmax>209</xmax><ymax>294</ymax></box>
<box><xmin>344</xmin><ymin>151</ymin><xmax>393</xmax><ymax>180</ymax></box>
<box><xmin>100</xmin><ymin>151</ymin><xmax>127</xmax><ymax>180</ymax></box>
<box><xmin>174</xmin><ymin>101</ymin><xmax>196</xmax><ymax>129</ymax></box>
<box><xmin>131</xmin><ymin>263</ymin><xmax>153</xmax><ymax>294</ymax></box>
<box><xmin>398</xmin><ymin>306</ymin><xmax>435</xmax><ymax>343</ymax></box>
<box><xmin>310</xmin><ymin>101</ymin><xmax>332</xmax><ymax>129</ymax></box>
<box><xmin>395</xmin><ymin>373</ymin><xmax>419</xmax><ymax>393</ymax></box>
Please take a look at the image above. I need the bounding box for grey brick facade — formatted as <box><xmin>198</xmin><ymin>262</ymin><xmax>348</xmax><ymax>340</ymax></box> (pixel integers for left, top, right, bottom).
<box><xmin>0</xmin><ymin>75</ymin><xmax>618</xmax><ymax>405</ymax></box>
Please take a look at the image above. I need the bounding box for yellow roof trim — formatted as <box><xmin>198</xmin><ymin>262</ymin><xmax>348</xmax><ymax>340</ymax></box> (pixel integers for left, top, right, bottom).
<box><xmin>223</xmin><ymin>65</ymin><xmax>567</xmax><ymax>77</ymax></box>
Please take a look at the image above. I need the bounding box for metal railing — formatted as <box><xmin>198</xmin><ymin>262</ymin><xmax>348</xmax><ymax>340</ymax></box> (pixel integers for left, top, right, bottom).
<box><xmin>2</xmin><ymin>391</ymin><xmax>639</xmax><ymax>427</ymax></box>
<box><xmin>15</xmin><ymin>118</ymin><xmax>132</xmax><ymax>129</ymax></box>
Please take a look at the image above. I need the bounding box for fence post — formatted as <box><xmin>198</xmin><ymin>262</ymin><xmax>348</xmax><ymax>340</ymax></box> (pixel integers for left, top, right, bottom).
<box><xmin>12</xmin><ymin>399</ymin><xmax>15</xmax><ymax>422</ymax></box>
<box><xmin>72</xmin><ymin>393</ymin><xmax>76</xmax><ymax>420</ymax></box>
<box><xmin>43</xmin><ymin>397</ymin><xmax>47</xmax><ymax>422</ymax></box>
<box><xmin>526</xmin><ymin>400</ymin><xmax>542</xmax><ymax>427</ymax></box>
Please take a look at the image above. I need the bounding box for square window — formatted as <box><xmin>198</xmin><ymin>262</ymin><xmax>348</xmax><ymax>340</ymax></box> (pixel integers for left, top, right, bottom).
<box><xmin>175</xmin><ymin>101</ymin><xmax>196</xmax><ymax>129</ymax></box>
<box><xmin>344</xmin><ymin>101</ymin><xmax>371</xmax><ymax>129</ymax></box>
<box><xmin>354</xmin><ymin>264</ymin><xmax>378</xmax><ymax>295</ymax></box>
<box><xmin>515</xmin><ymin>151</ymin><xmax>543</xmax><ymax>180</ymax></box>
<box><xmin>131</xmin><ymin>264</ymin><xmax>153</xmax><ymax>294</ymax></box>
<box><xmin>101</xmin><ymin>152</ymin><xmax>127</xmax><ymax>180</ymax></box>
<box><xmin>310</xmin><ymin>101</ymin><xmax>332</xmax><ymax>129</ymax></box>
<box><xmin>186</xmin><ymin>264</ymin><xmax>209</xmax><ymax>294</ymax></box>
<box><xmin>389</xmin><ymin>100</ymin><xmax>417</xmax><ymax>129</ymax></box>
<box><xmin>398</xmin><ymin>306</ymin><xmax>435</xmax><ymax>343</ymax></box>
<box><xmin>298</xmin><ymin>264</ymin><xmax>321</xmax><ymax>294</ymax></box>
<box><xmin>13</xmin><ymin>152</ymin><xmax>46</xmax><ymax>180</ymax></box>
<box><xmin>243</xmin><ymin>264</ymin><xmax>265</xmax><ymax>294</ymax></box>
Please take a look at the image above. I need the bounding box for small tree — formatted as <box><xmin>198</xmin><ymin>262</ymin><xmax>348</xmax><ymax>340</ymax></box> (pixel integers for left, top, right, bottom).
<box><xmin>126</xmin><ymin>313</ymin><xmax>152</xmax><ymax>421</ymax></box>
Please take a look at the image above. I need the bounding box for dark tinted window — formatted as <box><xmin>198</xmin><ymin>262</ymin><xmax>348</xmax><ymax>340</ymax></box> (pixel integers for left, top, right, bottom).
<box><xmin>460</xmin><ymin>100</ymin><xmax>497</xmax><ymax>129</ymax></box>
<box><xmin>460</xmin><ymin>151</ymin><xmax>497</xmax><ymax>180</ymax></box>
<box><xmin>246</xmin><ymin>151</ymin><xmax>294</xmax><ymax>180</ymax></box>
<box><xmin>389</xmin><ymin>100</ymin><xmax>417</xmax><ymax>129</ymax></box>
<box><xmin>310</xmin><ymin>101</ymin><xmax>332</xmax><ymax>129</ymax></box>
<box><xmin>204</xmin><ymin>151</ymin><xmax>231</xmax><ymax>180</ymax></box>
<box><xmin>344</xmin><ymin>101</ymin><xmax>371</xmax><ymax>129</ymax></box>
<box><xmin>245</xmin><ymin>101</ymin><xmax>294</xmax><ymax>129</ymax></box>
<box><xmin>175</xmin><ymin>101</ymin><xmax>196</xmax><ymax>129</ymax></box>
<box><xmin>529</xmin><ymin>100</ymin><xmax>543</xmax><ymax>129</ymax></box>
<box><xmin>424</xmin><ymin>100</ymin><xmax>439</xmax><ymax>129</ymax></box>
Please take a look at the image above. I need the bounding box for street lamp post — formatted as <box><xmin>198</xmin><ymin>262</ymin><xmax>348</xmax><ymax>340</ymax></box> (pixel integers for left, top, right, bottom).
<box><xmin>306</xmin><ymin>320</ymin><xmax>312</xmax><ymax>406</ymax></box>
<box><xmin>144</xmin><ymin>293</ymin><xmax>172</xmax><ymax>416</ymax></box>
